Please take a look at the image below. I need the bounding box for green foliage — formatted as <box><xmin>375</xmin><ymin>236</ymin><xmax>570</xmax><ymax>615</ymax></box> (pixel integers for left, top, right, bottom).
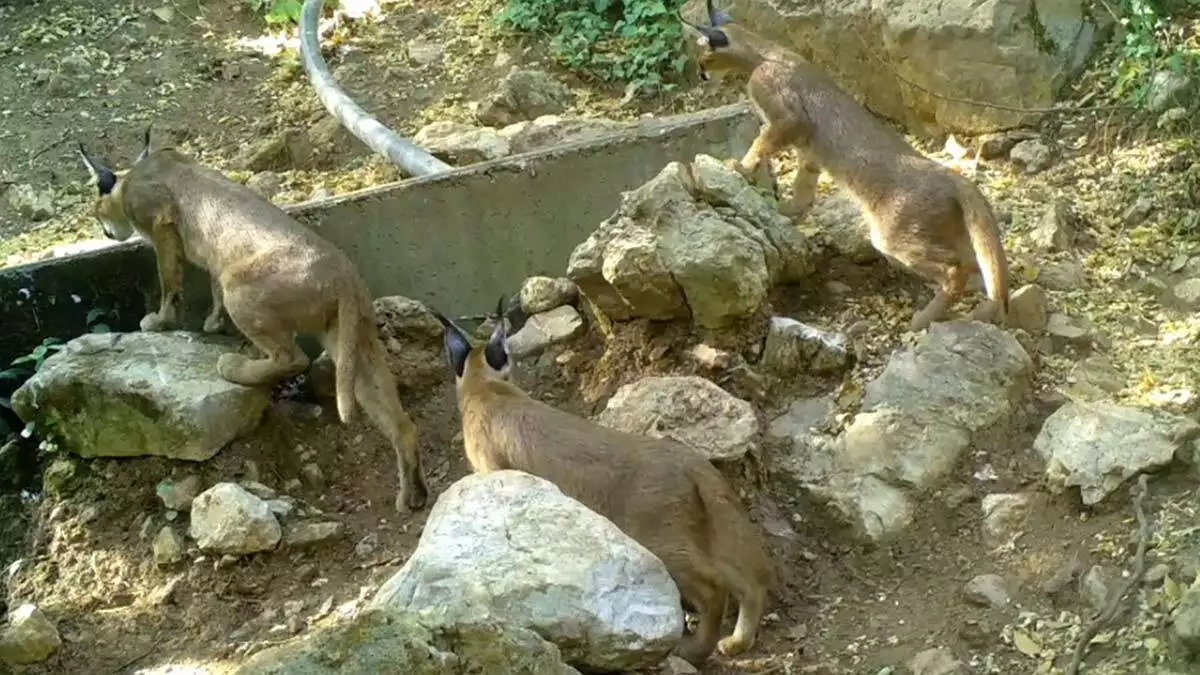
<box><xmin>0</xmin><ymin>307</ymin><xmax>115</xmax><ymax>441</ymax></box>
<box><xmin>1110</xmin><ymin>0</ymin><xmax>1200</xmax><ymax>105</ymax></box>
<box><xmin>495</xmin><ymin>0</ymin><xmax>691</xmax><ymax>95</ymax></box>
<box><xmin>0</xmin><ymin>338</ymin><xmax>65</xmax><ymax>440</ymax></box>
<box><xmin>245</xmin><ymin>0</ymin><xmax>304</xmax><ymax>26</ymax></box>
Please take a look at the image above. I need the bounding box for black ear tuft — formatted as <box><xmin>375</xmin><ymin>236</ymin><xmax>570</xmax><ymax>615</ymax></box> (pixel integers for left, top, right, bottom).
<box><xmin>483</xmin><ymin>318</ymin><xmax>508</xmax><ymax>372</ymax></box>
<box><xmin>706</xmin><ymin>0</ymin><xmax>732</xmax><ymax>26</ymax></box>
<box><xmin>135</xmin><ymin>124</ymin><xmax>153</xmax><ymax>164</ymax></box>
<box><xmin>78</xmin><ymin>143</ymin><xmax>118</xmax><ymax>195</ymax></box>
<box><xmin>433</xmin><ymin>311</ymin><xmax>472</xmax><ymax>378</ymax></box>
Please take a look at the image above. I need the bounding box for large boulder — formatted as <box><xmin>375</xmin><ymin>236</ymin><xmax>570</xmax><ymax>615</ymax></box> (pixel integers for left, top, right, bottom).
<box><xmin>1033</xmin><ymin>401</ymin><xmax>1200</xmax><ymax>505</ymax></box>
<box><xmin>682</xmin><ymin>0</ymin><xmax>1099</xmax><ymax>134</ymax></box>
<box><xmin>772</xmin><ymin>321</ymin><xmax>1032</xmax><ymax>540</ymax></box>
<box><xmin>235</xmin><ymin>606</ymin><xmax>580</xmax><ymax>675</ymax></box>
<box><xmin>9</xmin><ymin>331</ymin><xmax>270</xmax><ymax>461</ymax></box>
<box><xmin>370</xmin><ymin>471</ymin><xmax>683</xmax><ymax>673</ymax></box>
<box><xmin>566</xmin><ymin>154</ymin><xmax>815</xmax><ymax>329</ymax></box>
<box><xmin>595</xmin><ymin>375</ymin><xmax>759</xmax><ymax>462</ymax></box>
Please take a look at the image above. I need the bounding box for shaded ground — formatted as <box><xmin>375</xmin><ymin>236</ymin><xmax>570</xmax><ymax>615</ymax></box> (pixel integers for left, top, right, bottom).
<box><xmin>2</xmin><ymin>266</ymin><xmax>1194</xmax><ymax>674</ymax></box>
<box><xmin>2</xmin><ymin>0</ymin><xmax>1200</xmax><ymax>673</ymax></box>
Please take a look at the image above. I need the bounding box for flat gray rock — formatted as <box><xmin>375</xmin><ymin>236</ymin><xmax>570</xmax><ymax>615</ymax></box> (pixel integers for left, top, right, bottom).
<box><xmin>10</xmin><ymin>331</ymin><xmax>270</xmax><ymax>461</ymax></box>
<box><xmin>781</xmin><ymin>321</ymin><xmax>1032</xmax><ymax>540</ymax></box>
<box><xmin>1033</xmin><ymin>401</ymin><xmax>1200</xmax><ymax>505</ymax></box>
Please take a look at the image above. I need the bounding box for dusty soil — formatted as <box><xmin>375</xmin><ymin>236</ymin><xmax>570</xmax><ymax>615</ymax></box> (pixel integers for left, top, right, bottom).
<box><xmin>3</xmin><ymin>0</ymin><xmax>1200</xmax><ymax>673</ymax></box>
<box><xmin>1</xmin><ymin>273</ymin><xmax>1191</xmax><ymax>675</ymax></box>
<box><xmin>0</xmin><ymin>0</ymin><xmax>729</xmax><ymax>263</ymax></box>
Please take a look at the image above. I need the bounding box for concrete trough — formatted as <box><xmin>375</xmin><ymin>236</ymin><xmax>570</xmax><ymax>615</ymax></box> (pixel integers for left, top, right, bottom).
<box><xmin>0</xmin><ymin>102</ymin><xmax>762</xmax><ymax>372</ymax></box>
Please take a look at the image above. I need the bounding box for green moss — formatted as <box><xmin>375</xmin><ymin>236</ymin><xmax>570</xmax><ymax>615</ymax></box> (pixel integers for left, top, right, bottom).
<box><xmin>41</xmin><ymin>457</ymin><xmax>77</xmax><ymax>496</ymax></box>
<box><xmin>235</xmin><ymin>608</ymin><xmax>579</xmax><ymax>675</ymax></box>
<box><xmin>1025</xmin><ymin>1</ymin><xmax>1058</xmax><ymax>55</ymax></box>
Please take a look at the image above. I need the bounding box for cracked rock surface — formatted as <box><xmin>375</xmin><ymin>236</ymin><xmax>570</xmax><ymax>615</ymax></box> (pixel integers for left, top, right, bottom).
<box><xmin>369</xmin><ymin>471</ymin><xmax>683</xmax><ymax>672</ymax></box>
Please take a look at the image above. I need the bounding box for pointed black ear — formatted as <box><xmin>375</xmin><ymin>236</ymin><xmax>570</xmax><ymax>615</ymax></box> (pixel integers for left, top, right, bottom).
<box><xmin>433</xmin><ymin>311</ymin><xmax>472</xmax><ymax>378</ymax></box>
<box><xmin>706</xmin><ymin>0</ymin><xmax>732</xmax><ymax>26</ymax></box>
<box><xmin>135</xmin><ymin>124</ymin><xmax>153</xmax><ymax>164</ymax></box>
<box><xmin>78</xmin><ymin>143</ymin><xmax>118</xmax><ymax>195</ymax></box>
<box><xmin>483</xmin><ymin>315</ymin><xmax>509</xmax><ymax>372</ymax></box>
<box><xmin>677</xmin><ymin>8</ymin><xmax>710</xmax><ymax>38</ymax></box>
<box><xmin>494</xmin><ymin>294</ymin><xmax>507</xmax><ymax>323</ymax></box>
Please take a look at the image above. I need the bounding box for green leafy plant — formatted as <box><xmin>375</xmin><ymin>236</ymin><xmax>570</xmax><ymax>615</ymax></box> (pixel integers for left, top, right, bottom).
<box><xmin>495</xmin><ymin>0</ymin><xmax>691</xmax><ymax>96</ymax></box>
<box><xmin>246</xmin><ymin>0</ymin><xmax>304</xmax><ymax>26</ymax></box>
<box><xmin>1110</xmin><ymin>0</ymin><xmax>1200</xmax><ymax>106</ymax></box>
<box><xmin>0</xmin><ymin>337</ymin><xmax>65</xmax><ymax>440</ymax></box>
<box><xmin>0</xmin><ymin>305</ymin><xmax>116</xmax><ymax>441</ymax></box>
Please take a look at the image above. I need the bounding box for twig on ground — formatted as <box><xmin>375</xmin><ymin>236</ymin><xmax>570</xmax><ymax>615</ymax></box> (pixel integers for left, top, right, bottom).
<box><xmin>27</xmin><ymin>129</ymin><xmax>70</xmax><ymax>164</ymax></box>
<box><xmin>1064</xmin><ymin>473</ymin><xmax>1152</xmax><ymax>675</ymax></box>
<box><xmin>355</xmin><ymin>554</ymin><xmax>404</xmax><ymax>570</ymax></box>
<box><xmin>106</xmin><ymin>637</ymin><xmax>162</xmax><ymax>674</ymax></box>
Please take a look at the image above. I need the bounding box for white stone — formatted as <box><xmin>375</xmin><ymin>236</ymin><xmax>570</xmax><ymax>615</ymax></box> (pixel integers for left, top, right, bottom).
<box><xmin>189</xmin><ymin>482</ymin><xmax>282</xmax><ymax>555</ymax></box>
<box><xmin>0</xmin><ymin>604</ymin><xmax>61</xmax><ymax>665</ymax></box>
<box><xmin>370</xmin><ymin>471</ymin><xmax>682</xmax><ymax>672</ymax></box>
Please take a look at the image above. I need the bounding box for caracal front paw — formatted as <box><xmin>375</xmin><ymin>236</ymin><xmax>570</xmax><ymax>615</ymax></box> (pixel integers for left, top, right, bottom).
<box><xmin>202</xmin><ymin>313</ymin><xmax>227</xmax><ymax>334</ymax></box>
<box><xmin>717</xmin><ymin>634</ymin><xmax>750</xmax><ymax>656</ymax></box>
<box><xmin>724</xmin><ymin>157</ymin><xmax>753</xmax><ymax>178</ymax></box>
<box><xmin>139</xmin><ymin>312</ymin><xmax>175</xmax><ymax>332</ymax></box>
<box><xmin>216</xmin><ymin>352</ymin><xmax>253</xmax><ymax>385</ymax></box>
<box><xmin>395</xmin><ymin>476</ymin><xmax>430</xmax><ymax>514</ymax></box>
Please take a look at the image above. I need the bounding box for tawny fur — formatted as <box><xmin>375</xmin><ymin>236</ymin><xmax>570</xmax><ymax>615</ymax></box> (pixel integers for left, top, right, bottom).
<box><xmin>444</xmin><ymin>325</ymin><xmax>774</xmax><ymax>667</ymax></box>
<box><xmin>683</xmin><ymin>3</ymin><xmax>1010</xmax><ymax>331</ymax></box>
<box><xmin>79</xmin><ymin>140</ymin><xmax>428</xmax><ymax>513</ymax></box>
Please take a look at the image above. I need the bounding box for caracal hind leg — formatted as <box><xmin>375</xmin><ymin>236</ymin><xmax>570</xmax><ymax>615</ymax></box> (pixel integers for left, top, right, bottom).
<box><xmin>727</xmin><ymin>123</ymin><xmax>793</xmax><ymax>178</ymax></box>
<box><xmin>218</xmin><ymin>297</ymin><xmax>309</xmax><ymax>386</ymax></box>
<box><xmin>671</xmin><ymin>563</ymin><xmax>728</xmax><ymax>667</ymax></box>
<box><xmin>908</xmin><ymin>264</ymin><xmax>969</xmax><ymax>332</ymax></box>
<box><xmin>717</xmin><ymin>577</ymin><xmax>767</xmax><ymax>656</ymax></box>
<box><xmin>203</xmin><ymin>274</ymin><xmax>229</xmax><ymax>334</ymax></box>
<box><xmin>780</xmin><ymin>158</ymin><xmax>820</xmax><ymax>219</ymax></box>
<box><xmin>967</xmin><ymin>297</ymin><xmax>1002</xmax><ymax>325</ymax></box>
<box><xmin>355</xmin><ymin>341</ymin><xmax>429</xmax><ymax>513</ymax></box>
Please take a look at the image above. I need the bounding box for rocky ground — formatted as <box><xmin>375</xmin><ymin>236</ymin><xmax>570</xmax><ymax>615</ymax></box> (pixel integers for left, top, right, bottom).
<box><xmin>3</xmin><ymin>0</ymin><xmax>1200</xmax><ymax>674</ymax></box>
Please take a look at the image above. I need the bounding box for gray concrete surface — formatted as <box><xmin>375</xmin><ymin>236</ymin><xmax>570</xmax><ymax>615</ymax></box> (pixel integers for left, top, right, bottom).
<box><xmin>0</xmin><ymin>102</ymin><xmax>762</xmax><ymax>370</ymax></box>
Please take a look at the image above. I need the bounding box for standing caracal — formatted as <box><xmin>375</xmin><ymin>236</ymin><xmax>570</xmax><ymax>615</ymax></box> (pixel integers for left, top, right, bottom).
<box><xmin>681</xmin><ymin>0</ymin><xmax>1011</xmax><ymax>331</ymax></box>
<box><xmin>77</xmin><ymin>129</ymin><xmax>429</xmax><ymax>513</ymax></box>
<box><xmin>434</xmin><ymin>303</ymin><xmax>774</xmax><ymax>666</ymax></box>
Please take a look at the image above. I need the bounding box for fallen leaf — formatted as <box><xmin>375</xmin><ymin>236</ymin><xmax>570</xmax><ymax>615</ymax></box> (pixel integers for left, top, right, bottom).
<box><xmin>1012</xmin><ymin>628</ymin><xmax>1042</xmax><ymax>657</ymax></box>
<box><xmin>944</xmin><ymin>134</ymin><xmax>968</xmax><ymax>160</ymax></box>
<box><xmin>151</xmin><ymin>6</ymin><xmax>174</xmax><ymax>22</ymax></box>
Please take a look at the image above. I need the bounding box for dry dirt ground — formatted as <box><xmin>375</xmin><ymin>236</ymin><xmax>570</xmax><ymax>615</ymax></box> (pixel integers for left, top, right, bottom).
<box><xmin>3</xmin><ymin>0</ymin><xmax>1200</xmax><ymax>674</ymax></box>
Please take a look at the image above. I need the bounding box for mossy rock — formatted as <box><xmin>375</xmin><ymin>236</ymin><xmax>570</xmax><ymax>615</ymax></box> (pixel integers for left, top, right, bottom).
<box><xmin>10</xmin><ymin>331</ymin><xmax>270</xmax><ymax>461</ymax></box>
<box><xmin>235</xmin><ymin>607</ymin><xmax>580</xmax><ymax>675</ymax></box>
